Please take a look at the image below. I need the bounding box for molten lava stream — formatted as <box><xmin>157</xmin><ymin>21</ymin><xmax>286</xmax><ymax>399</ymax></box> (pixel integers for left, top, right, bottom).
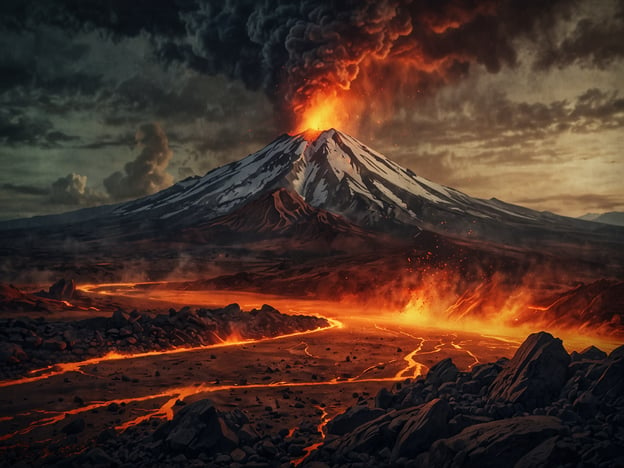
<box><xmin>0</xmin><ymin>389</ymin><xmax>190</xmax><ymax>441</ymax></box>
<box><xmin>394</xmin><ymin>338</ymin><xmax>428</xmax><ymax>380</ymax></box>
<box><xmin>0</xmin><ymin>321</ymin><xmax>341</xmax><ymax>388</ymax></box>
<box><xmin>292</xmin><ymin>405</ymin><xmax>331</xmax><ymax>466</ymax></box>
<box><xmin>1</xmin><ymin>336</ymin><xmax>446</xmax><ymax>446</ymax></box>
<box><xmin>450</xmin><ymin>334</ymin><xmax>480</xmax><ymax>368</ymax></box>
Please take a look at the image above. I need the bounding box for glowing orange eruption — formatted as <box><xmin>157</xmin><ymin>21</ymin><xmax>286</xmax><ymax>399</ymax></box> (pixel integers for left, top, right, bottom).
<box><xmin>293</xmin><ymin>90</ymin><xmax>354</xmax><ymax>137</ymax></box>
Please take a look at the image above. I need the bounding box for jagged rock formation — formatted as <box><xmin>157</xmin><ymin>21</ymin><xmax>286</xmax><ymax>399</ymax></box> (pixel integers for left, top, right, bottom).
<box><xmin>488</xmin><ymin>331</ymin><xmax>571</xmax><ymax>409</ymax></box>
<box><xmin>308</xmin><ymin>331</ymin><xmax>624</xmax><ymax>467</ymax></box>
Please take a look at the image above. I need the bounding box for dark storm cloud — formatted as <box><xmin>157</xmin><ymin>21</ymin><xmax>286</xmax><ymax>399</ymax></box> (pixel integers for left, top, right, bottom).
<box><xmin>0</xmin><ymin>0</ymin><xmax>192</xmax><ymax>37</ymax></box>
<box><xmin>3</xmin><ymin>0</ymin><xmax>607</xmax><ymax>131</ymax></box>
<box><xmin>0</xmin><ymin>109</ymin><xmax>51</xmax><ymax>145</ymax></box>
<box><xmin>0</xmin><ymin>59</ymin><xmax>32</xmax><ymax>92</ymax></box>
<box><xmin>191</xmin><ymin>126</ymin><xmax>276</xmax><ymax>153</ymax></box>
<box><xmin>77</xmin><ymin>133</ymin><xmax>135</xmax><ymax>150</ymax></box>
<box><xmin>378</xmin><ymin>87</ymin><xmax>624</xmax><ymax>160</ymax></box>
<box><xmin>104</xmin><ymin>122</ymin><xmax>173</xmax><ymax>200</ymax></box>
<box><xmin>48</xmin><ymin>172</ymin><xmax>107</xmax><ymax>206</ymax></box>
<box><xmin>46</xmin><ymin>131</ymin><xmax>80</xmax><ymax>145</ymax></box>
<box><xmin>0</xmin><ymin>108</ymin><xmax>83</xmax><ymax>148</ymax></box>
<box><xmin>1</xmin><ymin>183</ymin><xmax>48</xmax><ymax>196</ymax></box>
<box><xmin>2</xmin><ymin>177</ymin><xmax>105</xmax><ymax>208</ymax></box>
<box><xmin>0</xmin><ymin>28</ymin><xmax>102</xmax><ymax>95</ymax></box>
<box><xmin>535</xmin><ymin>5</ymin><xmax>624</xmax><ymax>70</ymax></box>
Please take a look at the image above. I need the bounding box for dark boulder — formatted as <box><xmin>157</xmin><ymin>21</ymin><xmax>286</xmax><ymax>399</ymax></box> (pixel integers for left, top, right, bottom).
<box><xmin>513</xmin><ymin>435</ymin><xmax>579</xmax><ymax>468</ymax></box>
<box><xmin>488</xmin><ymin>331</ymin><xmax>570</xmax><ymax>409</ymax></box>
<box><xmin>62</xmin><ymin>417</ymin><xmax>85</xmax><ymax>435</ymax></box>
<box><xmin>375</xmin><ymin>387</ymin><xmax>394</xmax><ymax>409</ymax></box>
<box><xmin>327</xmin><ymin>406</ymin><xmax>385</xmax><ymax>436</ymax></box>
<box><xmin>571</xmin><ymin>345</ymin><xmax>607</xmax><ymax>362</ymax></box>
<box><xmin>590</xmin><ymin>356</ymin><xmax>624</xmax><ymax>401</ymax></box>
<box><xmin>0</xmin><ymin>342</ymin><xmax>27</xmax><ymax>363</ymax></box>
<box><xmin>427</xmin><ymin>358</ymin><xmax>458</xmax><ymax>386</ymax></box>
<box><xmin>48</xmin><ymin>279</ymin><xmax>75</xmax><ymax>300</ymax></box>
<box><xmin>471</xmin><ymin>359</ymin><xmax>506</xmax><ymax>386</ymax></box>
<box><xmin>160</xmin><ymin>399</ymin><xmax>239</xmax><ymax>455</ymax></box>
<box><xmin>75</xmin><ymin>447</ymin><xmax>118</xmax><ymax>466</ymax></box>
<box><xmin>391</xmin><ymin>397</ymin><xmax>451</xmax><ymax>460</ymax></box>
<box><xmin>609</xmin><ymin>344</ymin><xmax>624</xmax><ymax>360</ymax></box>
<box><xmin>418</xmin><ymin>416</ymin><xmax>564</xmax><ymax>468</ymax></box>
<box><xmin>320</xmin><ymin>407</ymin><xmax>413</xmax><ymax>458</ymax></box>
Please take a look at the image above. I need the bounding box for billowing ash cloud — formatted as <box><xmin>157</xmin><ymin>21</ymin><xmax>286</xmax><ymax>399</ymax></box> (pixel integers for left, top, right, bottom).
<box><xmin>49</xmin><ymin>172</ymin><xmax>106</xmax><ymax>205</ymax></box>
<box><xmin>2</xmin><ymin>0</ymin><xmax>586</xmax><ymax>131</ymax></box>
<box><xmin>157</xmin><ymin>0</ymin><xmax>581</xmax><ymax>128</ymax></box>
<box><xmin>104</xmin><ymin>122</ymin><xmax>173</xmax><ymax>201</ymax></box>
<box><xmin>50</xmin><ymin>172</ymin><xmax>87</xmax><ymax>204</ymax></box>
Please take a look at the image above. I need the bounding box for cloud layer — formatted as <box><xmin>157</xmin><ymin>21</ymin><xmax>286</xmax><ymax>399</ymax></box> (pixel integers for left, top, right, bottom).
<box><xmin>0</xmin><ymin>0</ymin><xmax>622</xmax><ymax>219</ymax></box>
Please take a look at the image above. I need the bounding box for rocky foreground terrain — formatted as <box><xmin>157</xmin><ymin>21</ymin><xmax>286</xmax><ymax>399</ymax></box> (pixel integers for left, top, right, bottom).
<box><xmin>0</xmin><ymin>281</ymin><xmax>328</xmax><ymax>380</ymax></box>
<box><xmin>17</xmin><ymin>331</ymin><xmax>620</xmax><ymax>468</ymax></box>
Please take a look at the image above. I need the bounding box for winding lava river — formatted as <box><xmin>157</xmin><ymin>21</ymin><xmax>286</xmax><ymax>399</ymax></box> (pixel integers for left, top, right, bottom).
<box><xmin>0</xmin><ymin>282</ymin><xmax>524</xmax><ymax>464</ymax></box>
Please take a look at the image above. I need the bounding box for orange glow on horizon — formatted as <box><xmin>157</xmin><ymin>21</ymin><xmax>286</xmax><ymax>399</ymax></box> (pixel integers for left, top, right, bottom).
<box><xmin>76</xmin><ymin>281</ymin><xmax>623</xmax><ymax>354</ymax></box>
<box><xmin>396</xmin><ymin>282</ymin><xmax>623</xmax><ymax>353</ymax></box>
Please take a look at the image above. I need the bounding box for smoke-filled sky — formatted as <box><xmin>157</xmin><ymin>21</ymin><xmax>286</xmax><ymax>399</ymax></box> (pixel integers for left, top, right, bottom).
<box><xmin>0</xmin><ymin>0</ymin><xmax>622</xmax><ymax>220</ymax></box>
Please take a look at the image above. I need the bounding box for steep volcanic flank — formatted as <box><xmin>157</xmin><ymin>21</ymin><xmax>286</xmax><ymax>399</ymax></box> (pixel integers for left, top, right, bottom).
<box><xmin>3</xmin><ymin>128</ymin><xmax>622</xmax><ymax>251</ymax></box>
<box><xmin>95</xmin><ymin>128</ymin><xmax>621</xmax><ymax>252</ymax></box>
<box><xmin>180</xmin><ymin>188</ymin><xmax>380</xmax><ymax>249</ymax></box>
<box><xmin>206</xmin><ymin>188</ymin><xmax>370</xmax><ymax>238</ymax></box>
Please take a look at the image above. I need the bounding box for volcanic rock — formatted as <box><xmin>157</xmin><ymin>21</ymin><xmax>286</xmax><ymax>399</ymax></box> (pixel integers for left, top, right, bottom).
<box><xmin>375</xmin><ymin>387</ymin><xmax>394</xmax><ymax>410</ymax></box>
<box><xmin>426</xmin><ymin>358</ymin><xmax>458</xmax><ymax>386</ymax></box>
<box><xmin>391</xmin><ymin>398</ymin><xmax>451</xmax><ymax>460</ymax></box>
<box><xmin>326</xmin><ymin>406</ymin><xmax>385</xmax><ymax>436</ymax></box>
<box><xmin>488</xmin><ymin>331</ymin><xmax>570</xmax><ymax>409</ymax></box>
<box><xmin>161</xmin><ymin>399</ymin><xmax>239</xmax><ymax>454</ymax></box>
<box><xmin>230</xmin><ymin>447</ymin><xmax>247</xmax><ymax>463</ymax></box>
<box><xmin>48</xmin><ymin>278</ymin><xmax>75</xmax><ymax>300</ymax></box>
<box><xmin>417</xmin><ymin>416</ymin><xmax>564</xmax><ymax>467</ymax></box>
<box><xmin>609</xmin><ymin>344</ymin><xmax>624</xmax><ymax>360</ymax></box>
<box><xmin>0</xmin><ymin>342</ymin><xmax>27</xmax><ymax>363</ymax></box>
<box><xmin>471</xmin><ymin>359</ymin><xmax>506</xmax><ymax>386</ymax></box>
<box><xmin>42</xmin><ymin>338</ymin><xmax>67</xmax><ymax>351</ymax></box>
<box><xmin>571</xmin><ymin>345</ymin><xmax>607</xmax><ymax>362</ymax></box>
<box><xmin>62</xmin><ymin>417</ymin><xmax>85</xmax><ymax>435</ymax></box>
<box><xmin>76</xmin><ymin>447</ymin><xmax>118</xmax><ymax>466</ymax></box>
<box><xmin>589</xmin><ymin>354</ymin><xmax>624</xmax><ymax>400</ymax></box>
<box><xmin>321</xmin><ymin>408</ymin><xmax>410</xmax><ymax>459</ymax></box>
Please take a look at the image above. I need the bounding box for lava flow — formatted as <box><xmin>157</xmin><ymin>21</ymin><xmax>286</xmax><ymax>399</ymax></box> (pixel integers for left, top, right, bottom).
<box><xmin>0</xmin><ymin>321</ymin><xmax>341</xmax><ymax>389</ymax></box>
<box><xmin>293</xmin><ymin>405</ymin><xmax>331</xmax><ymax>466</ymax></box>
<box><xmin>0</xmin><ymin>282</ymin><xmax>548</xmax><ymax>465</ymax></box>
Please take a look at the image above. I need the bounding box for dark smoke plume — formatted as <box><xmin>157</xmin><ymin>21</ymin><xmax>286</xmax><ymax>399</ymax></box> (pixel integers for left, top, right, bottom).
<box><xmin>1</xmin><ymin>0</ymin><xmax>584</xmax><ymax>130</ymax></box>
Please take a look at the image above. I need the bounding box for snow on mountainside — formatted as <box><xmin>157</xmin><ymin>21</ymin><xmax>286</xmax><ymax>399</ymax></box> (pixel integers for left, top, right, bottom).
<box><xmin>2</xmin><ymin>129</ymin><xmax>620</xmax><ymax>251</ymax></box>
<box><xmin>115</xmin><ymin>128</ymin><xmax>554</xmax><ymax>234</ymax></box>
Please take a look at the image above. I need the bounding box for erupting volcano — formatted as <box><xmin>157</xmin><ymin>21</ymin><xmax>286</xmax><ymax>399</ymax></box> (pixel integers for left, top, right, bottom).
<box><xmin>2</xmin><ymin>127</ymin><xmax>623</xmax><ymax>340</ymax></box>
<box><xmin>1</xmin><ymin>127</ymin><xmax>623</xmax><ymax>468</ymax></box>
<box><xmin>1</xmin><ymin>0</ymin><xmax>623</xmax><ymax>465</ymax></box>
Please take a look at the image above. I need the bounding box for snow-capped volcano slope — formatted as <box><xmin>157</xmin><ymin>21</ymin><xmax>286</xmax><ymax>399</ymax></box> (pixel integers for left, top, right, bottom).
<box><xmin>116</xmin><ymin>128</ymin><xmax>556</xmax><ymax>236</ymax></box>
<box><xmin>1</xmin><ymin>128</ymin><xmax>623</xmax><ymax>265</ymax></box>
